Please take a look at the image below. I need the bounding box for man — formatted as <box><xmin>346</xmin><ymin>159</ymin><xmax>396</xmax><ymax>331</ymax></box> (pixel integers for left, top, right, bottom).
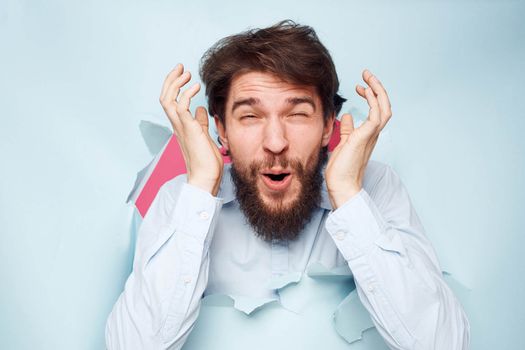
<box><xmin>106</xmin><ymin>21</ymin><xmax>470</xmax><ymax>349</ymax></box>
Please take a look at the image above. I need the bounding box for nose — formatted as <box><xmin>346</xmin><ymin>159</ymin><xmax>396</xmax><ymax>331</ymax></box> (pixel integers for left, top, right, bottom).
<box><xmin>262</xmin><ymin>118</ymin><xmax>289</xmax><ymax>155</ymax></box>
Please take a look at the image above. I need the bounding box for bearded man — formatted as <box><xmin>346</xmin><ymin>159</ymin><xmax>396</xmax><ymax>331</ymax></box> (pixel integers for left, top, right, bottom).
<box><xmin>106</xmin><ymin>21</ymin><xmax>470</xmax><ymax>349</ymax></box>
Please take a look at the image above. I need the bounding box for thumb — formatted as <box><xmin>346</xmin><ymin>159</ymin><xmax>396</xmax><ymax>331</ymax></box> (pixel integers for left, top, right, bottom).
<box><xmin>194</xmin><ymin>106</ymin><xmax>210</xmax><ymax>133</ymax></box>
<box><xmin>339</xmin><ymin>113</ymin><xmax>354</xmax><ymax>144</ymax></box>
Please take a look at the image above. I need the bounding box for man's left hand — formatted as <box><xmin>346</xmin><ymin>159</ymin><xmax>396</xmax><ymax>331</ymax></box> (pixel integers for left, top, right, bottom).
<box><xmin>325</xmin><ymin>69</ymin><xmax>392</xmax><ymax>209</ymax></box>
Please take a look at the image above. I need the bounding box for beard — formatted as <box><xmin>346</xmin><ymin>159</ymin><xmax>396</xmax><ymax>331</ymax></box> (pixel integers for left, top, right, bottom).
<box><xmin>230</xmin><ymin>146</ymin><xmax>328</xmax><ymax>242</ymax></box>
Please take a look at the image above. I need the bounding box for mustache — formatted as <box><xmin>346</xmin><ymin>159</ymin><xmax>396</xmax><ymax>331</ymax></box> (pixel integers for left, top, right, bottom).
<box><xmin>248</xmin><ymin>155</ymin><xmax>304</xmax><ymax>175</ymax></box>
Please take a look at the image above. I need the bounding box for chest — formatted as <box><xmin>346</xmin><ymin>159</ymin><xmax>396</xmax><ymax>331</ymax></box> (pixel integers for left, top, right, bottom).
<box><xmin>204</xmin><ymin>203</ymin><xmax>347</xmax><ymax>299</ymax></box>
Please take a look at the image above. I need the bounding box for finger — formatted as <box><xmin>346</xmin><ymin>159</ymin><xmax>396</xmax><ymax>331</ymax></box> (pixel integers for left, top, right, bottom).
<box><xmin>361</xmin><ymin>69</ymin><xmax>379</xmax><ymax>102</ymax></box>
<box><xmin>176</xmin><ymin>82</ymin><xmax>201</xmax><ymax>120</ymax></box>
<box><xmin>195</xmin><ymin>106</ymin><xmax>210</xmax><ymax>134</ymax></box>
<box><xmin>339</xmin><ymin>113</ymin><xmax>354</xmax><ymax>144</ymax></box>
<box><xmin>364</xmin><ymin>87</ymin><xmax>381</xmax><ymax>126</ymax></box>
<box><xmin>354</xmin><ymin>87</ymin><xmax>381</xmax><ymax>138</ymax></box>
<box><xmin>160</xmin><ymin>63</ymin><xmax>184</xmax><ymax>100</ymax></box>
<box><xmin>362</xmin><ymin>71</ymin><xmax>392</xmax><ymax>127</ymax></box>
<box><xmin>164</xmin><ymin>71</ymin><xmax>192</xmax><ymax>105</ymax></box>
<box><xmin>362</xmin><ymin>69</ymin><xmax>374</xmax><ymax>86</ymax></box>
<box><xmin>357</xmin><ymin>69</ymin><xmax>378</xmax><ymax>98</ymax></box>
<box><xmin>357</xmin><ymin>68</ymin><xmax>375</xmax><ymax>97</ymax></box>
<box><xmin>356</xmin><ymin>84</ymin><xmax>366</xmax><ymax>98</ymax></box>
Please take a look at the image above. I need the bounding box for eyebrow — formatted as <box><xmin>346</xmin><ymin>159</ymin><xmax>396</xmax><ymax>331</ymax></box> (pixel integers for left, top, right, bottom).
<box><xmin>231</xmin><ymin>97</ymin><xmax>260</xmax><ymax>113</ymax></box>
<box><xmin>231</xmin><ymin>96</ymin><xmax>317</xmax><ymax>113</ymax></box>
<box><xmin>286</xmin><ymin>96</ymin><xmax>316</xmax><ymax>111</ymax></box>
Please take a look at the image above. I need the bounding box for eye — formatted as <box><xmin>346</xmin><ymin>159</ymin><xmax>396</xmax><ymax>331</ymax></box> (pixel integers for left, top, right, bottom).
<box><xmin>290</xmin><ymin>113</ymin><xmax>308</xmax><ymax>118</ymax></box>
<box><xmin>241</xmin><ymin>114</ymin><xmax>257</xmax><ymax>120</ymax></box>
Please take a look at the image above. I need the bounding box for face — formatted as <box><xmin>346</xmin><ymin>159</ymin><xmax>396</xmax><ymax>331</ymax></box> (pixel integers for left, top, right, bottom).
<box><xmin>216</xmin><ymin>71</ymin><xmax>334</xmax><ymax>241</ymax></box>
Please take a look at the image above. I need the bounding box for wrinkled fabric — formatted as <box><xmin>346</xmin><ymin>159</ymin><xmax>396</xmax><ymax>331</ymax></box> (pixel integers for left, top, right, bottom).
<box><xmin>106</xmin><ymin>161</ymin><xmax>470</xmax><ymax>349</ymax></box>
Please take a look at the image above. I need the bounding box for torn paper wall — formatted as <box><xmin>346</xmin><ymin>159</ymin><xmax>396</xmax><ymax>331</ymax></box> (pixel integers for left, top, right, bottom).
<box><xmin>126</xmin><ymin>118</ymin><xmax>471</xmax><ymax>350</ymax></box>
<box><xmin>139</xmin><ymin>120</ymin><xmax>172</xmax><ymax>156</ymax></box>
<box><xmin>182</xmin><ymin>266</ymin><xmax>389</xmax><ymax>350</ymax></box>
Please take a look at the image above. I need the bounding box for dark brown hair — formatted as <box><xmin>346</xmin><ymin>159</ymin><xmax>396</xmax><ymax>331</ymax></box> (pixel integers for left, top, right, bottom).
<box><xmin>199</xmin><ymin>20</ymin><xmax>346</xmax><ymax>125</ymax></box>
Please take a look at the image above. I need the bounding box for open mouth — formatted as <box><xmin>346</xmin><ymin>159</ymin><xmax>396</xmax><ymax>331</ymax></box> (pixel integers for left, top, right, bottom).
<box><xmin>261</xmin><ymin>172</ymin><xmax>292</xmax><ymax>191</ymax></box>
<box><xmin>264</xmin><ymin>173</ymin><xmax>290</xmax><ymax>181</ymax></box>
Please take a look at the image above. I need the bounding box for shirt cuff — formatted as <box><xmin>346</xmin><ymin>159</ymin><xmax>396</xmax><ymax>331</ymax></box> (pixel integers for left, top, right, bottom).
<box><xmin>170</xmin><ymin>182</ymin><xmax>223</xmax><ymax>253</ymax></box>
<box><xmin>325</xmin><ymin>188</ymin><xmax>388</xmax><ymax>261</ymax></box>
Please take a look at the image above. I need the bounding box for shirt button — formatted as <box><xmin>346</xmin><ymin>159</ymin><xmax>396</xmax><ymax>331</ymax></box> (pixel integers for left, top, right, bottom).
<box><xmin>183</xmin><ymin>276</ymin><xmax>192</xmax><ymax>284</ymax></box>
<box><xmin>199</xmin><ymin>211</ymin><xmax>209</xmax><ymax>220</ymax></box>
<box><xmin>335</xmin><ymin>231</ymin><xmax>346</xmax><ymax>240</ymax></box>
<box><xmin>367</xmin><ymin>284</ymin><xmax>374</xmax><ymax>292</ymax></box>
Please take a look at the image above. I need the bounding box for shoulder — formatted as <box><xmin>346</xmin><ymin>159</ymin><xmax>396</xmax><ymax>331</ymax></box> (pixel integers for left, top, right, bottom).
<box><xmin>142</xmin><ymin>174</ymin><xmax>188</xmax><ymax>221</ymax></box>
<box><xmin>360</xmin><ymin>160</ymin><xmax>414</xmax><ymax>216</ymax></box>
<box><xmin>363</xmin><ymin>160</ymin><xmax>394</xmax><ymax>190</ymax></box>
<box><xmin>362</xmin><ymin>160</ymin><xmax>406</xmax><ymax>198</ymax></box>
<box><xmin>160</xmin><ymin>165</ymin><xmax>233</xmax><ymax>202</ymax></box>
<box><xmin>158</xmin><ymin>173</ymin><xmax>188</xmax><ymax>200</ymax></box>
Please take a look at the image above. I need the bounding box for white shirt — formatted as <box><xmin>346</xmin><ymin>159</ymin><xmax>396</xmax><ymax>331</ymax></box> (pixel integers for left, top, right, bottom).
<box><xmin>105</xmin><ymin>160</ymin><xmax>470</xmax><ymax>349</ymax></box>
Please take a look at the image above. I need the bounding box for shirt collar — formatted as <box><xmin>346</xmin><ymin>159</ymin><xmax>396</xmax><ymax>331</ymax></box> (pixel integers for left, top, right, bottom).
<box><xmin>218</xmin><ymin>163</ymin><xmax>334</xmax><ymax>210</ymax></box>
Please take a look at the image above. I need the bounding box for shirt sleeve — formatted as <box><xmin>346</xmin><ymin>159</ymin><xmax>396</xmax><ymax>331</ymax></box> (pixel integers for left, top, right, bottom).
<box><xmin>325</xmin><ymin>164</ymin><xmax>470</xmax><ymax>350</ymax></box>
<box><xmin>105</xmin><ymin>178</ymin><xmax>223</xmax><ymax>350</ymax></box>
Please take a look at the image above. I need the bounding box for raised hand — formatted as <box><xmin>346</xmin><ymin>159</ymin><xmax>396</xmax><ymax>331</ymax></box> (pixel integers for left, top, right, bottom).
<box><xmin>325</xmin><ymin>69</ymin><xmax>392</xmax><ymax>209</ymax></box>
<box><xmin>159</xmin><ymin>64</ymin><xmax>223</xmax><ymax>196</ymax></box>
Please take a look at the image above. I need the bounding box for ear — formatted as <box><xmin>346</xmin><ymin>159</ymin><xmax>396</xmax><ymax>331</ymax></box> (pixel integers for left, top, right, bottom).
<box><xmin>214</xmin><ymin>115</ymin><xmax>229</xmax><ymax>150</ymax></box>
<box><xmin>321</xmin><ymin>113</ymin><xmax>336</xmax><ymax>147</ymax></box>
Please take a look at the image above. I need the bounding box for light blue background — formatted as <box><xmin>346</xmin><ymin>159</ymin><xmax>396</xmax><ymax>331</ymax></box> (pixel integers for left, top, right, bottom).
<box><xmin>1</xmin><ymin>0</ymin><xmax>524</xmax><ymax>349</ymax></box>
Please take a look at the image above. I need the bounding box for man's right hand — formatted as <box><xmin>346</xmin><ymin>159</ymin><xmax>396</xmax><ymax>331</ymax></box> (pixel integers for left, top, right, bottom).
<box><xmin>159</xmin><ymin>64</ymin><xmax>224</xmax><ymax>196</ymax></box>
